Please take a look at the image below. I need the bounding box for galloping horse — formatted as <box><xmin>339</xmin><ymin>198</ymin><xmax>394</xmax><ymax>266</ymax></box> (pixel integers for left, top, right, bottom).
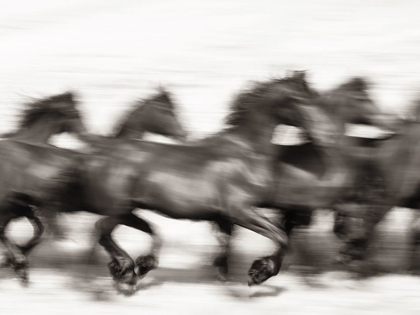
<box><xmin>0</xmin><ymin>92</ymin><xmax>93</xmax><ymax>283</ymax></box>
<box><xmin>43</xmin><ymin>88</ymin><xmax>187</xmax><ymax>238</ymax></box>
<box><xmin>213</xmin><ymin>75</ymin><xmax>399</xmax><ymax>283</ymax></box>
<box><xmin>67</xmin><ymin>75</ymin><xmax>337</xmax><ymax>292</ymax></box>
<box><xmin>273</xmin><ymin>77</ymin><xmax>397</xmax><ymax>219</ymax></box>
<box><xmin>332</xmin><ymin>99</ymin><xmax>420</xmax><ymax>268</ymax></box>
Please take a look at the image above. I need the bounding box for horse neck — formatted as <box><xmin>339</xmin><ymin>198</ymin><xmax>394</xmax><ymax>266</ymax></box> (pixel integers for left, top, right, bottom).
<box><xmin>229</xmin><ymin>113</ymin><xmax>278</xmax><ymax>156</ymax></box>
<box><xmin>114</xmin><ymin>126</ymin><xmax>145</xmax><ymax>140</ymax></box>
<box><xmin>11</xmin><ymin>117</ymin><xmax>60</xmax><ymax>143</ymax></box>
<box><xmin>113</xmin><ymin>106</ymin><xmax>147</xmax><ymax>140</ymax></box>
<box><xmin>301</xmin><ymin>101</ymin><xmax>350</xmax><ymax>186</ymax></box>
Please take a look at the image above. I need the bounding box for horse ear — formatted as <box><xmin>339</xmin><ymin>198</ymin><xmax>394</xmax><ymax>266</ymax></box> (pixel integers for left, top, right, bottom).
<box><xmin>292</xmin><ymin>70</ymin><xmax>307</xmax><ymax>80</ymax></box>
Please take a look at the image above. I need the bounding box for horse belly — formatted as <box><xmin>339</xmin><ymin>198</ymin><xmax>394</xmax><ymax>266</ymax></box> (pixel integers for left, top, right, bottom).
<box><xmin>133</xmin><ymin>171</ymin><xmax>222</xmax><ymax>220</ymax></box>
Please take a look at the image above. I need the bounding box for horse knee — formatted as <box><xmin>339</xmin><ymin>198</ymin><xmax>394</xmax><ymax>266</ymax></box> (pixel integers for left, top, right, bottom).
<box><xmin>275</xmin><ymin>229</ymin><xmax>289</xmax><ymax>248</ymax></box>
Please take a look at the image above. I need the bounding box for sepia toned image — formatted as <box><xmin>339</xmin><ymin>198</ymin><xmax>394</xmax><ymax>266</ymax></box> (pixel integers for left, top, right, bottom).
<box><xmin>1</xmin><ymin>1</ymin><xmax>420</xmax><ymax>314</ymax></box>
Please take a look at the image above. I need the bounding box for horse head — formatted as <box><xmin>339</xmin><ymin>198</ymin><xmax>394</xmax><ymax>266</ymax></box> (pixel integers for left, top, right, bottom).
<box><xmin>114</xmin><ymin>87</ymin><xmax>187</xmax><ymax>142</ymax></box>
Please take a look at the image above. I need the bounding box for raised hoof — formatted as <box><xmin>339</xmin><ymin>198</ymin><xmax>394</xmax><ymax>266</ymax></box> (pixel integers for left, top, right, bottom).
<box><xmin>135</xmin><ymin>255</ymin><xmax>158</xmax><ymax>278</ymax></box>
<box><xmin>248</xmin><ymin>257</ymin><xmax>277</xmax><ymax>286</ymax></box>
<box><xmin>108</xmin><ymin>259</ymin><xmax>123</xmax><ymax>280</ymax></box>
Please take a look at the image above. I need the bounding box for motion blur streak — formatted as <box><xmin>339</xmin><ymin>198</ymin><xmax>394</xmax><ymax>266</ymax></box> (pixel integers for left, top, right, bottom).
<box><xmin>1</xmin><ymin>1</ymin><xmax>420</xmax><ymax>314</ymax></box>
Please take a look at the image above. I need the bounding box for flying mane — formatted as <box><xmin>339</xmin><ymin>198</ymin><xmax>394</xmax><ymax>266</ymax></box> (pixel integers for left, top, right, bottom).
<box><xmin>225</xmin><ymin>75</ymin><xmax>317</xmax><ymax>127</ymax></box>
<box><xmin>1</xmin><ymin>92</ymin><xmax>77</xmax><ymax>138</ymax></box>
<box><xmin>113</xmin><ymin>87</ymin><xmax>175</xmax><ymax>138</ymax></box>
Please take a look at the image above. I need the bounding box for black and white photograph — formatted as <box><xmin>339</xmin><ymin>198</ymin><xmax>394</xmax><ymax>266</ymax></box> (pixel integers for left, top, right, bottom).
<box><xmin>0</xmin><ymin>1</ymin><xmax>420</xmax><ymax>314</ymax></box>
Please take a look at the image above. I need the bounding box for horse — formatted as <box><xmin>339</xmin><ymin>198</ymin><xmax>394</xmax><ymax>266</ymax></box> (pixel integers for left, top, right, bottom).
<box><xmin>213</xmin><ymin>75</ymin><xmax>400</xmax><ymax>283</ymax></box>
<box><xmin>0</xmin><ymin>92</ymin><xmax>94</xmax><ymax>283</ymax></box>
<box><xmin>331</xmin><ymin>99</ymin><xmax>420</xmax><ymax>270</ymax></box>
<box><xmin>60</xmin><ymin>75</ymin><xmax>336</xmax><ymax>293</ymax></box>
<box><xmin>43</xmin><ymin>88</ymin><xmax>187</xmax><ymax>238</ymax></box>
<box><xmin>273</xmin><ymin>77</ymin><xmax>398</xmax><ymax>216</ymax></box>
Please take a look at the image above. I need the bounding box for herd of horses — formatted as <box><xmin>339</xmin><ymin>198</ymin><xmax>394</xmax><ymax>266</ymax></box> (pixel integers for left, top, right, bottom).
<box><xmin>0</xmin><ymin>71</ymin><xmax>419</xmax><ymax>294</ymax></box>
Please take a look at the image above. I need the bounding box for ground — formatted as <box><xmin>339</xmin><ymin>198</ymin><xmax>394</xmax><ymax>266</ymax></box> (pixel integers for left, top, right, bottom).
<box><xmin>2</xmin><ymin>209</ymin><xmax>420</xmax><ymax>314</ymax></box>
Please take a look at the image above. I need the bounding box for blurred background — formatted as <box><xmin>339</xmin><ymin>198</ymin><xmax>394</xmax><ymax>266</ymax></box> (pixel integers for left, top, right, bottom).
<box><xmin>1</xmin><ymin>0</ymin><xmax>420</xmax><ymax>314</ymax></box>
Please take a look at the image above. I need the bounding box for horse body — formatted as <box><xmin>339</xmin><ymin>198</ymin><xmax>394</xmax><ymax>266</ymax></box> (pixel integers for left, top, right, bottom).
<box><xmin>242</xmin><ymin>77</ymin><xmax>400</xmax><ymax>280</ymax></box>
<box><xmin>333</xmin><ymin>111</ymin><xmax>420</xmax><ymax>266</ymax></box>
<box><xmin>0</xmin><ymin>141</ymin><xmax>77</xmax><ymax>204</ymax></box>
<box><xmin>82</xmin><ymin>135</ymin><xmax>273</xmax><ymax>220</ymax></box>
<box><xmin>263</xmin><ymin>78</ymin><xmax>391</xmax><ymax>217</ymax></box>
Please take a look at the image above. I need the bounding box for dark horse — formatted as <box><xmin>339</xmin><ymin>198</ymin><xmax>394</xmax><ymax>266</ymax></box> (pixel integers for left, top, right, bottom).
<box><xmin>44</xmin><ymin>88</ymin><xmax>187</xmax><ymax>238</ymax></box>
<box><xmin>214</xmin><ymin>75</ymin><xmax>399</xmax><ymax>283</ymax></box>
<box><xmin>331</xmin><ymin>99</ymin><xmax>420</xmax><ymax>269</ymax></box>
<box><xmin>0</xmin><ymin>92</ymin><xmax>94</xmax><ymax>283</ymax></box>
<box><xmin>272</xmin><ymin>77</ymin><xmax>397</xmax><ymax>220</ymax></box>
<box><xmin>67</xmin><ymin>76</ymin><xmax>336</xmax><ymax>292</ymax></box>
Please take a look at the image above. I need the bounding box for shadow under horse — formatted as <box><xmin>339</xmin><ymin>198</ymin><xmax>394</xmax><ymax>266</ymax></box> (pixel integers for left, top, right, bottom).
<box><xmin>0</xmin><ymin>92</ymin><xmax>95</xmax><ymax>284</ymax></box>
<box><xmin>65</xmin><ymin>75</ymin><xmax>337</xmax><ymax>293</ymax></box>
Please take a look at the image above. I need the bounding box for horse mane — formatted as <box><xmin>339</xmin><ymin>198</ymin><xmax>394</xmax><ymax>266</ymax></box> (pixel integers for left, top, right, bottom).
<box><xmin>317</xmin><ymin>77</ymin><xmax>371</xmax><ymax>112</ymax></box>
<box><xmin>1</xmin><ymin>92</ymin><xmax>76</xmax><ymax>138</ymax></box>
<box><xmin>19</xmin><ymin>92</ymin><xmax>77</xmax><ymax>129</ymax></box>
<box><xmin>336</xmin><ymin>77</ymin><xmax>370</xmax><ymax>93</ymax></box>
<box><xmin>225</xmin><ymin>75</ymin><xmax>317</xmax><ymax>127</ymax></box>
<box><xmin>113</xmin><ymin>87</ymin><xmax>175</xmax><ymax>137</ymax></box>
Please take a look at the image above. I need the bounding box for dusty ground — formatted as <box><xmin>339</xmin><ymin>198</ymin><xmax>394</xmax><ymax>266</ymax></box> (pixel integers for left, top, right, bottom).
<box><xmin>2</xmin><ymin>209</ymin><xmax>420</xmax><ymax>314</ymax></box>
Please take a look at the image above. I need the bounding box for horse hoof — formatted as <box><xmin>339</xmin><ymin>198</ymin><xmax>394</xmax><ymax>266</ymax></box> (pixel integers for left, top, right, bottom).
<box><xmin>213</xmin><ymin>256</ymin><xmax>228</xmax><ymax>282</ymax></box>
<box><xmin>14</xmin><ymin>267</ymin><xmax>29</xmax><ymax>287</ymax></box>
<box><xmin>248</xmin><ymin>257</ymin><xmax>276</xmax><ymax>286</ymax></box>
<box><xmin>108</xmin><ymin>260</ymin><xmax>124</xmax><ymax>280</ymax></box>
<box><xmin>135</xmin><ymin>255</ymin><xmax>158</xmax><ymax>278</ymax></box>
<box><xmin>216</xmin><ymin>269</ymin><xmax>228</xmax><ymax>282</ymax></box>
<box><xmin>19</xmin><ymin>275</ymin><xmax>30</xmax><ymax>287</ymax></box>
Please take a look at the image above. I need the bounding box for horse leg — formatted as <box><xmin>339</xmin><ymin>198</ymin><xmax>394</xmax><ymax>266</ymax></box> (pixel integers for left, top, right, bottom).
<box><xmin>0</xmin><ymin>209</ymin><xmax>29</xmax><ymax>285</ymax></box>
<box><xmin>19</xmin><ymin>208</ymin><xmax>45</xmax><ymax>256</ymax></box>
<box><xmin>43</xmin><ymin>211</ymin><xmax>65</xmax><ymax>240</ymax></box>
<box><xmin>231</xmin><ymin>207</ymin><xmax>289</xmax><ymax>286</ymax></box>
<box><xmin>117</xmin><ymin>213</ymin><xmax>161</xmax><ymax>278</ymax></box>
<box><xmin>212</xmin><ymin>217</ymin><xmax>233</xmax><ymax>281</ymax></box>
<box><xmin>407</xmin><ymin>212</ymin><xmax>420</xmax><ymax>274</ymax></box>
<box><xmin>95</xmin><ymin>215</ymin><xmax>137</xmax><ymax>291</ymax></box>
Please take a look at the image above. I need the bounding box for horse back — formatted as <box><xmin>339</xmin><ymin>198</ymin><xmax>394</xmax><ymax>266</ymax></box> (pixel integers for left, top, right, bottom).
<box><xmin>80</xmin><ymin>140</ymin><xmax>274</xmax><ymax>218</ymax></box>
<box><xmin>0</xmin><ymin>140</ymin><xmax>79</xmax><ymax>206</ymax></box>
